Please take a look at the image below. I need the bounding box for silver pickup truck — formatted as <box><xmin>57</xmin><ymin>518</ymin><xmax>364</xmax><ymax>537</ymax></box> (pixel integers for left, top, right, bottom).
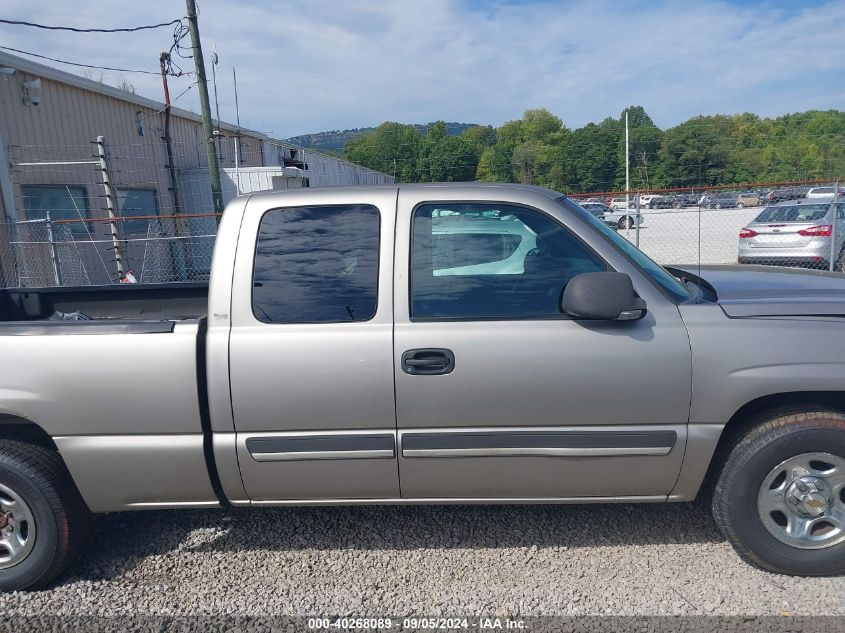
<box><xmin>1</xmin><ymin>183</ymin><xmax>845</xmax><ymax>590</ymax></box>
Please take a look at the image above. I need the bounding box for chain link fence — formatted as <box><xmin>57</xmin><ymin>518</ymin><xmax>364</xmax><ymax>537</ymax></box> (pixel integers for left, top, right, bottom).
<box><xmin>573</xmin><ymin>182</ymin><xmax>845</xmax><ymax>274</ymax></box>
<box><xmin>1</xmin><ymin>130</ymin><xmax>843</xmax><ymax>288</ymax></box>
<box><xmin>0</xmin><ymin>215</ymin><xmax>218</xmax><ymax>287</ymax></box>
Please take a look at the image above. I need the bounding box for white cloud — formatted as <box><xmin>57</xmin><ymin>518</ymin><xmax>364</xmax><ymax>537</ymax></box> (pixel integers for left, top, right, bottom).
<box><xmin>2</xmin><ymin>0</ymin><xmax>843</xmax><ymax>136</ymax></box>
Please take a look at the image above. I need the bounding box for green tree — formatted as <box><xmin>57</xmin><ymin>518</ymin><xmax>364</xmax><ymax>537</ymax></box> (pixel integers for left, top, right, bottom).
<box><xmin>344</xmin><ymin>122</ymin><xmax>422</xmax><ymax>182</ymax></box>
<box><xmin>418</xmin><ymin>121</ymin><xmax>480</xmax><ymax>182</ymax></box>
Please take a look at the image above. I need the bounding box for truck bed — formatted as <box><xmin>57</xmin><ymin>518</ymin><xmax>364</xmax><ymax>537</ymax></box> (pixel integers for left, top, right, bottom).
<box><xmin>0</xmin><ymin>283</ymin><xmax>208</xmax><ymax>329</ymax></box>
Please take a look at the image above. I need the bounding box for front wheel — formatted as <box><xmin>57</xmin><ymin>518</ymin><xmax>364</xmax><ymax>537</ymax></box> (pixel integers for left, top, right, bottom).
<box><xmin>617</xmin><ymin>216</ymin><xmax>632</xmax><ymax>230</ymax></box>
<box><xmin>737</xmin><ymin>202</ymin><xmax>745</xmax><ymax>209</ymax></box>
<box><xmin>712</xmin><ymin>410</ymin><xmax>845</xmax><ymax>575</ymax></box>
<box><xmin>0</xmin><ymin>440</ymin><xmax>91</xmax><ymax>591</ymax></box>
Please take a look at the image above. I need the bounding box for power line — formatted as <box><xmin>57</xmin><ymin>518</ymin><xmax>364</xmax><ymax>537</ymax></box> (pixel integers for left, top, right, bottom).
<box><xmin>0</xmin><ymin>18</ymin><xmax>182</xmax><ymax>33</ymax></box>
<box><xmin>0</xmin><ymin>45</ymin><xmax>170</xmax><ymax>76</ymax></box>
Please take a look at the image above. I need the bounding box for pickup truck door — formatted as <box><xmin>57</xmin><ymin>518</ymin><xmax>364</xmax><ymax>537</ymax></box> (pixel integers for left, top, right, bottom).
<box><xmin>226</xmin><ymin>189</ymin><xmax>400</xmax><ymax>501</ymax></box>
<box><xmin>392</xmin><ymin>189</ymin><xmax>692</xmax><ymax>500</ymax></box>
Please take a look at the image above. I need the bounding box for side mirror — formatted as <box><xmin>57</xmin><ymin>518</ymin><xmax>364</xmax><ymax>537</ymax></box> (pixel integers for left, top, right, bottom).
<box><xmin>562</xmin><ymin>272</ymin><xmax>647</xmax><ymax>321</ymax></box>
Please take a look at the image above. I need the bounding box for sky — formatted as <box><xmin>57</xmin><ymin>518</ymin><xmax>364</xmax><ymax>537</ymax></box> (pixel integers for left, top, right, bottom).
<box><xmin>1</xmin><ymin>0</ymin><xmax>843</xmax><ymax>138</ymax></box>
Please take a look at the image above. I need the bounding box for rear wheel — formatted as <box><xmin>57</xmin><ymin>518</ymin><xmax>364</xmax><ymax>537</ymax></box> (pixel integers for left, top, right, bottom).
<box><xmin>0</xmin><ymin>440</ymin><xmax>91</xmax><ymax>591</ymax></box>
<box><xmin>712</xmin><ymin>410</ymin><xmax>845</xmax><ymax>575</ymax></box>
<box><xmin>617</xmin><ymin>216</ymin><xmax>632</xmax><ymax>230</ymax></box>
<box><xmin>737</xmin><ymin>202</ymin><xmax>745</xmax><ymax>209</ymax></box>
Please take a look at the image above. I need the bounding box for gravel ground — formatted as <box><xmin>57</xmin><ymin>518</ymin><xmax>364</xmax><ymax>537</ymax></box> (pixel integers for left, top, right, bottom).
<box><xmin>1</xmin><ymin>501</ymin><xmax>844</xmax><ymax>619</ymax></box>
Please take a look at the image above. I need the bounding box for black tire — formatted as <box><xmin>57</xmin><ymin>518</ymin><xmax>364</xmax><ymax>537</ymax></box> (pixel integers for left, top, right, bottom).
<box><xmin>712</xmin><ymin>410</ymin><xmax>845</xmax><ymax>576</ymax></box>
<box><xmin>0</xmin><ymin>440</ymin><xmax>91</xmax><ymax>591</ymax></box>
<box><xmin>617</xmin><ymin>216</ymin><xmax>631</xmax><ymax>230</ymax></box>
<box><xmin>737</xmin><ymin>202</ymin><xmax>745</xmax><ymax>209</ymax></box>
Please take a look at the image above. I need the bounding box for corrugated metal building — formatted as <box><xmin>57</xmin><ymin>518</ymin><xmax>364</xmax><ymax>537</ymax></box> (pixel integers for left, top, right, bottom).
<box><xmin>0</xmin><ymin>50</ymin><xmax>392</xmax><ymax>223</ymax></box>
<box><xmin>0</xmin><ymin>50</ymin><xmax>392</xmax><ymax>286</ymax></box>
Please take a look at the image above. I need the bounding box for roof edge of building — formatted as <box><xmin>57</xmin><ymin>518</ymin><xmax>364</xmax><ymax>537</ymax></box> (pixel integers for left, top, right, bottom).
<box><xmin>0</xmin><ymin>49</ymin><xmax>393</xmax><ymax>180</ymax></box>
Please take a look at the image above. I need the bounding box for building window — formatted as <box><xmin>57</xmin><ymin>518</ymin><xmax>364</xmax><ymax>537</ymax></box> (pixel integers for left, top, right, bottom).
<box><xmin>21</xmin><ymin>185</ymin><xmax>89</xmax><ymax>235</ymax></box>
<box><xmin>252</xmin><ymin>205</ymin><xmax>380</xmax><ymax>324</ymax></box>
<box><xmin>411</xmin><ymin>203</ymin><xmax>606</xmax><ymax>320</ymax></box>
<box><xmin>117</xmin><ymin>189</ymin><xmax>159</xmax><ymax>235</ymax></box>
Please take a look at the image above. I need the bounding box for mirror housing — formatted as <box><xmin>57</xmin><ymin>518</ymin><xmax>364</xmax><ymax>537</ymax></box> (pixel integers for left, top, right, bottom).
<box><xmin>562</xmin><ymin>272</ymin><xmax>647</xmax><ymax>321</ymax></box>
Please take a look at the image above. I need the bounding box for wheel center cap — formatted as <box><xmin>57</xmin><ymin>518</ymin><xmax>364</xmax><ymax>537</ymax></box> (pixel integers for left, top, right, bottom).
<box><xmin>801</xmin><ymin>493</ymin><xmax>829</xmax><ymax>517</ymax></box>
<box><xmin>785</xmin><ymin>476</ymin><xmax>829</xmax><ymax>517</ymax></box>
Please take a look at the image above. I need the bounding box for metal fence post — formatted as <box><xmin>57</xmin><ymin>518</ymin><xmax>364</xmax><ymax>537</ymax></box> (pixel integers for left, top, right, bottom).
<box><xmin>635</xmin><ymin>192</ymin><xmax>641</xmax><ymax>248</ymax></box>
<box><xmin>831</xmin><ymin>180</ymin><xmax>840</xmax><ymax>273</ymax></box>
<box><xmin>45</xmin><ymin>212</ymin><xmax>63</xmax><ymax>286</ymax></box>
<box><xmin>95</xmin><ymin>136</ymin><xmax>126</xmax><ymax>281</ymax></box>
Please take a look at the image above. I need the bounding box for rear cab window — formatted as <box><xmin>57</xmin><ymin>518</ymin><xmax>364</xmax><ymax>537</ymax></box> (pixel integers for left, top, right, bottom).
<box><xmin>252</xmin><ymin>204</ymin><xmax>380</xmax><ymax>323</ymax></box>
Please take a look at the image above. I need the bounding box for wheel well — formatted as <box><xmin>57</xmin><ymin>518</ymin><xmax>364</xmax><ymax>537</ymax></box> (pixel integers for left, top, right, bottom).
<box><xmin>0</xmin><ymin>415</ymin><xmax>59</xmax><ymax>452</ymax></box>
<box><xmin>699</xmin><ymin>391</ymin><xmax>845</xmax><ymax>497</ymax></box>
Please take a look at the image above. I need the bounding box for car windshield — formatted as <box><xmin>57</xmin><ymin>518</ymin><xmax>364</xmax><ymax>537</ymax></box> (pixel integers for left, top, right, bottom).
<box><xmin>753</xmin><ymin>204</ymin><xmax>830</xmax><ymax>223</ymax></box>
<box><xmin>561</xmin><ymin>197</ymin><xmax>690</xmax><ymax>302</ymax></box>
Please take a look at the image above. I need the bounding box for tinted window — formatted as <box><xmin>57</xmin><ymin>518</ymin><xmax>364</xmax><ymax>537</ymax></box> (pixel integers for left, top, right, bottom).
<box><xmin>411</xmin><ymin>203</ymin><xmax>605</xmax><ymax>319</ymax></box>
<box><xmin>21</xmin><ymin>185</ymin><xmax>89</xmax><ymax>234</ymax></box>
<box><xmin>253</xmin><ymin>205</ymin><xmax>380</xmax><ymax>323</ymax></box>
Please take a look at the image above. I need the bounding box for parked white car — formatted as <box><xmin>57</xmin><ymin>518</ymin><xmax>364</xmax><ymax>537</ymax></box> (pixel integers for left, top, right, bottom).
<box><xmin>806</xmin><ymin>186</ymin><xmax>843</xmax><ymax>199</ymax></box>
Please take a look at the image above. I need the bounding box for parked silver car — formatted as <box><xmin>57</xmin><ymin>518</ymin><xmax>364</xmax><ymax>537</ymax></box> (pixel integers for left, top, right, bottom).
<box><xmin>738</xmin><ymin>200</ymin><xmax>845</xmax><ymax>270</ymax></box>
<box><xmin>602</xmin><ymin>197</ymin><xmax>642</xmax><ymax>229</ymax></box>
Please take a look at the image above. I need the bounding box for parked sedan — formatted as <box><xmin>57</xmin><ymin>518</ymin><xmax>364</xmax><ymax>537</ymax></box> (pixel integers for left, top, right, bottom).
<box><xmin>671</xmin><ymin>193</ymin><xmax>699</xmax><ymax>208</ymax></box>
<box><xmin>578</xmin><ymin>201</ymin><xmax>611</xmax><ymax>220</ymax></box>
<box><xmin>806</xmin><ymin>186</ymin><xmax>844</xmax><ymax>199</ymax></box>
<box><xmin>580</xmin><ymin>201</ymin><xmax>646</xmax><ymax>230</ymax></box>
<box><xmin>647</xmin><ymin>195</ymin><xmax>674</xmax><ymax>209</ymax></box>
<box><xmin>766</xmin><ymin>187</ymin><xmax>807</xmax><ymax>203</ymax></box>
<box><xmin>738</xmin><ymin>201</ymin><xmax>845</xmax><ymax>270</ymax></box>
<box><xmin>703</xmin><ymin>192</ymin><xmax>740</xmax><ymax>209</ymax></box>
<box><xmin>638</xmin><ymin>194</ymin><xmax>661</xmax><ymax>208</ymax></box>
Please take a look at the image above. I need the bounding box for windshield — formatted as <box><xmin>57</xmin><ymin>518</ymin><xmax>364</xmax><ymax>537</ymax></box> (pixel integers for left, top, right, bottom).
<box><xmin>558</xmin><ymin>197</ymin><xmax>690</xmax><ymax>302</ymax></box>
<box><xmin>754</xmin><ymin>204</ymin><xmax>830</xmax><ymax>223</ymax></box>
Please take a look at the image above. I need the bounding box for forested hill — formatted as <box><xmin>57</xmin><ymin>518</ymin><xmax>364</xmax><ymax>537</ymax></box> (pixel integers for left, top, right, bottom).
<box><xmin>340</xmin><ymin>109</ymin><xmax>845</xmax><ymax>193</ymax></box>
<box><xmin>286</xmin><ymin>122</ymin><xmax>479</xmax><ymax>154</ymax></box>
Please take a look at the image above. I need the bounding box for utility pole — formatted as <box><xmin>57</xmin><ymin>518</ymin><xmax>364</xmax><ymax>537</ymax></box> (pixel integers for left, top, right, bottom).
<box><xmin>186</xmin><ymin>0</ymin><xmax>224</xmax><ymax>213</ymax></box>
<box><xmin>159</xmin><ymin>53</ymin><xmax>181</xmax><ymax>214</ymax></box>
